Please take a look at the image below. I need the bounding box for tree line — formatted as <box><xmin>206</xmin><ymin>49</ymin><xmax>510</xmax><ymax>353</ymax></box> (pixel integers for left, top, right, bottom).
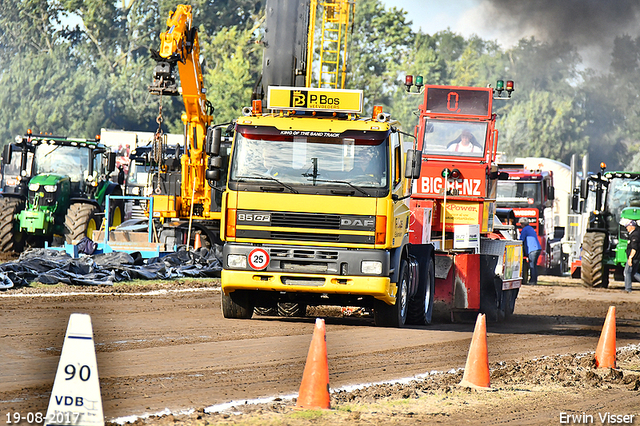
<box><xmin>1</xmin><ymin>0</ymin><xmax>639</xmax><ymax>171</ymax></box>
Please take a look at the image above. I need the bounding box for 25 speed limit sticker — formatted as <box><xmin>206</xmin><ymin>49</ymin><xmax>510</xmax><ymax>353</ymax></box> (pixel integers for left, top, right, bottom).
<box><xmin>248</xmin><ymin>248</ymin><xmax>270</xmax><ymax>270</ymax></box>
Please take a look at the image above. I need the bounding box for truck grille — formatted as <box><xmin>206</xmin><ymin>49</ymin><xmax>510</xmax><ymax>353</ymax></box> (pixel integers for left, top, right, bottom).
<box><xmin>236</xmin><ymin>210</ymin><xmax>375</xmax><ymax>244</ymax></box>
<box><xmin>270</xmin><ymin>212</ymin><xmax>341</xmax><ymax>229</ymax></box>
<box><xmin>270</xmin><ymin>248</ymin><xmax>340</xmax><ymax>260</ymax></box>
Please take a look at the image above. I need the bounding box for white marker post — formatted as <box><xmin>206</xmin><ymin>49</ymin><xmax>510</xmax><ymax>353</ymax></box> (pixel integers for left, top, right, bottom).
<box><xmin>45</xmin><ymin>313</ymin><xmax>104</xmax><ymax>426</ymax></box>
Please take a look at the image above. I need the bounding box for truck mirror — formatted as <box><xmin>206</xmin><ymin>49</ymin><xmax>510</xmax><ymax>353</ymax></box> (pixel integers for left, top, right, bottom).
<box><xmin>206</xmin><ymin>155</ymin><xmax>224</xmax><ymax>182</ymax></box>
<box><xmin>205</xmin><ymin>169</ymin><xmax>221</xmax><ymax>181</ymax></box>
<box><xmin>206</xmin><ymin>127</ymin><xmax>221</xmax><ymax>156</ymax></box>
<box><xmin>580</xmin><ymin>179</ymin><xmax>588</xmax><ymax>199</ymax></box>
<box><xmin>548</xmin><ymin>186</ymin><xmax>555</xmax><ymax>201</ymax></box>
<box><xmin>107</xmin><ymin>152</ymin><xmax>117</xmax><ymax>173</ymax></box>
<box><xmin>571</xmin><ymin>190</ymin><xmax>580</xmax><ymax>212</ymax></box>
<box><xmin>2</xmin><ymin>144</ymin><xmax>12</xmax><ymax>165</ymax></box>
<box><xmin>404</xmin><ymin>149</ymin><xmax>422</xmax><ymax>179</ymax></box>
<box><xmin>208</xmin><ymin>155</ymin><xmax>223</xmax><ymax>169</ymax></box>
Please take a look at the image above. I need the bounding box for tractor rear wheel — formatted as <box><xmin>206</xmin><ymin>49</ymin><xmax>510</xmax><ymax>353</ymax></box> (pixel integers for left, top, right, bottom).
<box><xmin>581</xmin><ymin>231</ymin><xmax>609</xmax><ymax>288</ymax></box>
<box><xmin>0</xmin><ymin>197</ymin><xmax>25</xmax><ymax>252</ymax></box>
<box><xmin>64</xmin><ymin>203</ymin><xmax>102</xmax><ymax>244</ymax></box>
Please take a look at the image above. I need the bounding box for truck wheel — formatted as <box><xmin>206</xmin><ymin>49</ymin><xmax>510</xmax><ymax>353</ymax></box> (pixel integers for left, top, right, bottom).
<box><xmin>254</xmin><ymin>306</ymin><xmax>278</xmax><ymax>316</ymax></box>
<box><xmin>64</xmin><ymin>203</ymin><xmax>102</xmax><ymax>244</ymax></box>
<box><xmin>581</xmin><ymin>232</ymin><xmax>609</xmax><ymax>288</ymax></box>
<box><xmin>221</xmin><ymin>290</ymin><xmax>254</xmax><ymax>319</ymax></box>
<box><xmin>278</xmin><ymin>302</ymin><xmax>307</xmax><ymax>317</ymax></box>
<box><xmin>0</xmin><ymin>197</ymin><xmax>25</xmax><ymax>252</ymax></box>
<box><xmin>374</xmin><ymin>259</ymin><xmax>409</xmax><ymax>327</ymax></box>
<box><xmin>407</xmin><ymin>256</ymin><xmax>435</xmax><ymax>325</ymax></box>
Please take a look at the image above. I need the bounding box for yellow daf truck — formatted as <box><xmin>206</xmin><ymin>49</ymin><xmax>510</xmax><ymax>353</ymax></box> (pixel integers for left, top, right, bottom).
<box><xmin>215</xmin><ymin>87</ymin><xmax>430</xmax><ymax>327</ymax></box>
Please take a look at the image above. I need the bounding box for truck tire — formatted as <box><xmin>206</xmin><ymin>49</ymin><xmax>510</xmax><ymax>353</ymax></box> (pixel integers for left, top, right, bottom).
<box><xmin>0</xmin><ymin>197</ymin><xmax>25</xmax><ymax>252</ymax></box>
<box><xmin>374</xmin><ymin>259</ymin><xmax>409</xmax><ymax>327</ymax></box>
<box><xmin>254</xmin><ymin>307</ymin><xmax>278</xmax><ymax>316</ymax></box>
<box><xmin>221</xmin><ymin>290</ymin><xmax>254</xmax><ymax>319</ymax></box>
<box><xmin>581</xmin><ymin>232</ymin><xmax>609</xmax><ymax>288</ymax></box>
<box><xmin>277</xmin><ymin>302</ymin><xmax>307</xmax><ymax>317</ymax></box>
<box><xmin>64</xmin><ymin>203</ymin><xmax>102</xmax><ymax>244</ymax></box>
<box><xmin>407</xmin><ymin>256</ymin><xmax>435</xmax><ymax>325</ymax></box>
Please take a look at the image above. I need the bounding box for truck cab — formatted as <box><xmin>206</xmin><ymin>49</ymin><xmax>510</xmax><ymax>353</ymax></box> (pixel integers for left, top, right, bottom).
<box><xmin>219</xmin><ymin>87</ymin><xmax>428</xmax><ymax>327</ymax></box>
<box><xmin>495</xmin><ymin>166</ymin><xmax>562</xmax><ymax>273</ymax></box>
<box><xmin>408</xmin><ymin>82</ymin><xmax>522</xmax><ymax>321</ymax></box>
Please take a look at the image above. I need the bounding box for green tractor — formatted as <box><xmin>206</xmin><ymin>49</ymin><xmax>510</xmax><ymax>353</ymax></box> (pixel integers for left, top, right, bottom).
<box><xmin>0</xmin><ymin>132</ymin><xmax>122</xmax><ymax>252</ymax></box>
<box><xmin>578</xmin><ymin>164</ymin><xmax>640</xmax><ymax>287</ymax></box>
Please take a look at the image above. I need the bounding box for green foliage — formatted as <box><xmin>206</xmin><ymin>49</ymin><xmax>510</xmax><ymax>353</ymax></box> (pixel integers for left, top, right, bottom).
<box><xmin>498</xmin><ymin>90</ymin><xmax>588</xmax><ymax>164</ymax></box>
<box><xmin>349</xmin><ymin>0</ymin><xmax>413</xmax><ymax>110</ymax></box>
<box><xmin>0</xmin><ymin>0</ymin><xmax>639</xmax><ymax>173</ymax></box>
<box><xmin>201</xmin><ymin>23</ymin><xmax>263</xmax><ymax>125</ymax></box>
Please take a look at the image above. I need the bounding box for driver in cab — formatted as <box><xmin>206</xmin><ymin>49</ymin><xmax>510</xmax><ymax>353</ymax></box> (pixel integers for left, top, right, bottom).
<box><xmin>355</xmin><ymin>147</ymin><xmax>381</xmax><ymax>180</ymax></box>
<box><xmin>447</xmin><ymin>129</ymin><xmax>482</xmax><ymax>154</ymax></box>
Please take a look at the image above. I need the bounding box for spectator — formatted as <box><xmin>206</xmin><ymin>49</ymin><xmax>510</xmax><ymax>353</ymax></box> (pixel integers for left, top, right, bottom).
<box><xmin>519</xmin><ymin>217</ymin><xmax>542</xmax><ymax>285</ymax></box>
<box><xmin>623</xmin><ymin>219</ymin><xmax>640</xmax><ymax>293</ymax></box>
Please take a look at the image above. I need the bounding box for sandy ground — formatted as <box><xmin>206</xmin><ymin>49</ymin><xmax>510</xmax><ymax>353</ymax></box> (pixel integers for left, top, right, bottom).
<box><xmin>1</xmin><ymin>274</ymin><xmax>639</xmax><ymax>425</ymax></box>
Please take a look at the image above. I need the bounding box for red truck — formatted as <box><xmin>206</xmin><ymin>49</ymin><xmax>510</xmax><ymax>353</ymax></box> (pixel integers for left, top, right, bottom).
<box><xmin>495</xmin><ymin>163</ymin><xmax>565</xmax><ymax>275</ymax></box>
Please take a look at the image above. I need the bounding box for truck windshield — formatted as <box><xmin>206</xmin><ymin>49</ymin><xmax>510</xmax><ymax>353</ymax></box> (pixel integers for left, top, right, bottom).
<box><xmin>496</xmin><ymin>181</ymin><xmax>541</xmax><ymax>205</ymax></box>
<box><xmin>230</xmin><ymin>126</ymin><xmax>389</xmax><ymax>192</ymax></box>
<box><xmin>34</xmin><ymin>145</ymin><xmax>93</xmax><ymax>182</ymax></box>
<box><xmin>422</xmin><ymin>119</ymin><xmax>487</xmax><ymax>157</ymax></box>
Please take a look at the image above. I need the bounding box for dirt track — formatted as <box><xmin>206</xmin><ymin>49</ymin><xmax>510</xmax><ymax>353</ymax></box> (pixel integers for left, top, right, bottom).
<box><xmin>1</xmin><ymin>276</ymin><xmax>640</xmax><ymax>425</ymax></box>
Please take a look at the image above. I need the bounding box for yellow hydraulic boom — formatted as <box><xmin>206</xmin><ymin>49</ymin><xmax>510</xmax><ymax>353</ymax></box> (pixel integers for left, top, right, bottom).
<box><xmin>149</xmin><ymin>4</ymin><xmax>216</xmax><ymax>222</ymax></box>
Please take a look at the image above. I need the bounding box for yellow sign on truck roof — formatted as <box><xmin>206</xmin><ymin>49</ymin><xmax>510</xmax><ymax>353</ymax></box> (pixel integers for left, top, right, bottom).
<box><xmin>267</xmin><ymin>86</ymin><xmax>363</xmax><ymax>113</ymax></box>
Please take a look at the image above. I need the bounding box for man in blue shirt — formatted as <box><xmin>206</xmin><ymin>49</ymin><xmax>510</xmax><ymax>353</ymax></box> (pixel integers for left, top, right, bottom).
<box><xmin>519</xmin><ymin>217</ymin><xmax>542</xmax><ymax>285</ymax></box>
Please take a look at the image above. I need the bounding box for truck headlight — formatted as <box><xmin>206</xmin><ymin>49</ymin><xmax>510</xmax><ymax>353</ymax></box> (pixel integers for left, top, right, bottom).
<box><xmin>227</xmin><ymin>254</ymin><xmax>247</xmax><ymax>268</ymax></box>
<box><xmin>44</xmin><ymin>184</ymin><xmax>57</xmax><ymax>192</ymax></box>
<box><xmin>361</xmin><ymin>260</ymin><xmax>383</xmax><ymax>275</ymax></box>
<box><xmin>28</xmin><ymin>183</ymin><xmax>39</xmax><ymax>192</ymax></box>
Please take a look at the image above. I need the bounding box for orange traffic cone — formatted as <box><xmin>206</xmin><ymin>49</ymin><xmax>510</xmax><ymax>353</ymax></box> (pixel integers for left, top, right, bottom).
<box><xmin>296</xmin><ymin>318</ymin><xmax>330</xmax><ymax>409</ymax></box>
<box><xmin>194</xmin><ymin>233</ymin><xmax>202</xmax><ymax>250</ymax></box>
<box><xmin>459</xmin><ymin>313</ymin><xmax>491</xmax><ymax>389</ymax></box>
<box><xmin>595</xmin><ymin>306</ymin><xmax>616</xmax><ymax>369</ymax></box>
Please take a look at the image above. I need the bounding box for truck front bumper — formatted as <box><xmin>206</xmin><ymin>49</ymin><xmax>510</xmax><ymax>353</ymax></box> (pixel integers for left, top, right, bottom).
<box><xmin>222</xmin><ymin>270</ymin><xmax>395</xmax><ymax>305</ymax></box>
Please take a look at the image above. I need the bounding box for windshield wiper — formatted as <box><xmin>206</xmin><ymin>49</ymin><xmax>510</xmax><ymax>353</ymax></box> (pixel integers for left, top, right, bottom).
<box><xmin>309</xmin><ymin>178</ymin><xmax>370</xmax><ymax>196</ymax></box>
<box><xmin>43</xmin><ymin>145</ymin><xmax>61</xmax><ymax>157</ymax></box>
<box><xmin>236</xmin><ymin>175</ymin><xmax>298</xmax><ymax>194</ymax></box>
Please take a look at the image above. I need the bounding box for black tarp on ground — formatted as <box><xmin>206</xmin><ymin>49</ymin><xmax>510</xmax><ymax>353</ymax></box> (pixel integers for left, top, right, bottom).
<box><xmin>0</xmin><ymin>247</ymin><xmax>222</xmax><ymax>289</ymax></box>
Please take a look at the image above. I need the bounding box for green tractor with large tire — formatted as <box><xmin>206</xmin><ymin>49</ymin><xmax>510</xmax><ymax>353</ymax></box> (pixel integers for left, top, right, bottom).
<box><xmin>0</xmin><ymin>132</ymin><xmax>122</xmax><ymax>252</ymax></box>
<box><xmin>578</xmin><ymin>164</ymin><xmax>640</xmax><ymax>287</ymax></box>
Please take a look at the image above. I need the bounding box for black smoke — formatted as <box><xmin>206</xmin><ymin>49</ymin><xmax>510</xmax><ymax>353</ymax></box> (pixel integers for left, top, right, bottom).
<box><xmin>479</xmin><ymin>0</ymin><xmax>640</xmax><ymax>69</ymax></box>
